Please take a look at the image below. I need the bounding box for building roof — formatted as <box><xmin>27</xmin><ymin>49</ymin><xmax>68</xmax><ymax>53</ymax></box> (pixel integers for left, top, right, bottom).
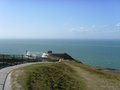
<box><xmin>48</xmin><ymin>53</ymin><xmax>74</xmax><ymax>60</ymax></box>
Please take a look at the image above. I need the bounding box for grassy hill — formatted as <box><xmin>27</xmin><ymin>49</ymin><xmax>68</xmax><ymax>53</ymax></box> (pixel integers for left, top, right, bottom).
<box><xmin>11</xmin><ymin>61</ymin><xmax>120</xmax><ymax>90</ymax></box>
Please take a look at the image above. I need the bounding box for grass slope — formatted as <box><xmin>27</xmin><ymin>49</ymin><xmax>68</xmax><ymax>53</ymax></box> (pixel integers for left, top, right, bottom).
<box><xmin>64</xmin><ymin>61</ymin><xmax>120</xmax><ymax>90</ymax></box>
<box><xmin>12</xmin><ymin>62</ymin><xmax>85</xmax><ymax>90</ymax></box>
<box><xmin>12</xmin><ymin>61</ymin><xmax>120</xmax><ymax>90</ymax></box>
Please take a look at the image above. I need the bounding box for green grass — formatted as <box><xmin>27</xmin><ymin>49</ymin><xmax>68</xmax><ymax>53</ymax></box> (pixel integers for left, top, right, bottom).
<box><xmin>12</xmin><ymin>61</ymin><xmax>120</xmax><ymax>90</ymax></box>
<box><xmin>66</xmin><ymin>61</ymin><xmax>120</xmax><ymax>80</ymax></box>
<box><xmin>12</xmin><ymin>62</ymin><xmax>86</xmax><ymax>90</ymax></box>
<box><xmin>64</xmin><ymin>61</ymin><xmax>120</xmax><ymax>90</ymax></box>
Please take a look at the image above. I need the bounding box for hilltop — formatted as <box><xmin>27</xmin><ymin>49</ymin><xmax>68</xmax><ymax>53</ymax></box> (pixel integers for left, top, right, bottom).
<box><xmin>11</xmin><ymin>60</ymin><xmax>120</xmax><ymax>90</ymax></box>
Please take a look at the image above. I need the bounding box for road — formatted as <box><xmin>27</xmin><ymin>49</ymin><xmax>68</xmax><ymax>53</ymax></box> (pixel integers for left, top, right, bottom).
<box><xmin>0</xmin><ymin>62</ymin><xmax>43</xmax><ymax>90</ymax></box>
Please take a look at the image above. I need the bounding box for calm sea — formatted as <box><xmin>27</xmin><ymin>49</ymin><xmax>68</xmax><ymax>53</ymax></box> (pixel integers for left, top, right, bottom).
<box><xmin>0</xmin><ymin>39</ymin><xmax>120</xmax><ymax>69</ymax></box>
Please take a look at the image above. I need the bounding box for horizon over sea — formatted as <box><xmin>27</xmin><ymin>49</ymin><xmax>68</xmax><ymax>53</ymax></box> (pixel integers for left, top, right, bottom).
<box><xmin>0</xmin><ymin>39</ymin><xmax>120</xmax><ymax>69</ymax></box>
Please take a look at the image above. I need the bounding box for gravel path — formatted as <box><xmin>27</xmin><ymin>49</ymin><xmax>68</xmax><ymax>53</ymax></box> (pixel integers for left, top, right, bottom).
<box><xmin>0</xmin><ymin>62</ymin><xmax>44</xmax><ymax>90</ymax></box>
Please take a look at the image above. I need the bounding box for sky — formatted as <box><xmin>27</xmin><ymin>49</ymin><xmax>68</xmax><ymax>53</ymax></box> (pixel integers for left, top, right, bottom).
<box><xmin>0</xmin><ymin>0</ymin><xmax>120</xmax><ymax>39</ymax></box>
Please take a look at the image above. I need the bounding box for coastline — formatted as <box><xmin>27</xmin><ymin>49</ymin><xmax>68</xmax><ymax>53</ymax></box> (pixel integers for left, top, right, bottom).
<box><xmin>0</xmin><ymin>39</ymin><xmax>120</xmax><ymax>69</ymax></box>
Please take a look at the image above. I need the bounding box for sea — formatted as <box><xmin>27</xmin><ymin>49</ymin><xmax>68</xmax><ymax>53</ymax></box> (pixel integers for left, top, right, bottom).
<box><xmin>0</xmin><ymin>39</ymin><xmax>120</xmax><ymax>69</ymax></box>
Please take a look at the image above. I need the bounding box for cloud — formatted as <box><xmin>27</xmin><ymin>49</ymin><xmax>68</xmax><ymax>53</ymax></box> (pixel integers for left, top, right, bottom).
<box><xmin>70</xmin><ymin>27</ymin><xmax>89</xmax><ymax>33</ymax></box>
<box><xmin>69</xmin><ymin>26</ymin><xmax>98</xmax><ymax>34</ymax></box>
<box><xmin>91</xmin><ymin>25</ymin><xmax>96</xmax><ymax>28</ymax></box>
<box><xmin>68</xmin><ymin>24</ymin><xmax>120</xmax><ymax>34</ymax></box>
<box><xmin>113</xmin><ymin>22</ymin><xmax>120</xmax><ymax>32</ymax></box>
<box><xmin>116</xmin><ymin>23</ymin><xmax>120</xmax><ymax>27</ymax></box>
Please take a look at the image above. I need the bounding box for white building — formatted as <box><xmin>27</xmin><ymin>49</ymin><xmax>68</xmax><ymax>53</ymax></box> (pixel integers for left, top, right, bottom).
<box><xmin>24</xmin><ymin>50</ymin><xmax>36</xmax><ymax>59</ymax></box>
<box><xmin>41</xmin><ymin>53</ymin><xmax>49</xmax><ymax>58</ymax></box>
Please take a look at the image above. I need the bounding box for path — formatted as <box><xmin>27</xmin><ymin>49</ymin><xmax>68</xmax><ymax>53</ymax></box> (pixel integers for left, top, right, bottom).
<box><xmin>0</xmin><ymin>62</ymin><xmax>45</xmax><ymax>90</ymax></box>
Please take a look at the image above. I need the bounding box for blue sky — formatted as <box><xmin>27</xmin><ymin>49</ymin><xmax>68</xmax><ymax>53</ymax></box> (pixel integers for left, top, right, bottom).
<box><xmin>0</xmin><ymin>0</ymin><xmax>120</xmax><ymax>39</ymax></box>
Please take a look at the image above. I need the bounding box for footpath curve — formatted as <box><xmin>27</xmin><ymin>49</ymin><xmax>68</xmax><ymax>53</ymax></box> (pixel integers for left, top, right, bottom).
<box><xmin>0</xmin><ymin>62</ymin><xmax>45</xmax><ymax>90</ymax></box>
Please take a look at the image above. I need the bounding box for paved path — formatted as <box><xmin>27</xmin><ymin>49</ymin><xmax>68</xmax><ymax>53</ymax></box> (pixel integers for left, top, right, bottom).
<box><xmin>0</xmin><ymin>62</ymin><xmax>44</xmax><ymax>90</ymax></box>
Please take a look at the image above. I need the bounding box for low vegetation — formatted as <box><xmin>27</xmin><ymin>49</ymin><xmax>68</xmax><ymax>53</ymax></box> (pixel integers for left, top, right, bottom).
<box><xmin>64</xmin><ymin>61</ymin><xmax>120</xmax><ymax>90</ymax></box>
<box><xmin>12</xmin><ymin>62</ymin><xmax>85</xmax><ymax>90</ymax></box>
<box><xmin>12</xmin><ymin>60</ymin><xmax>120</xmax><ymax>90</ymax></box>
